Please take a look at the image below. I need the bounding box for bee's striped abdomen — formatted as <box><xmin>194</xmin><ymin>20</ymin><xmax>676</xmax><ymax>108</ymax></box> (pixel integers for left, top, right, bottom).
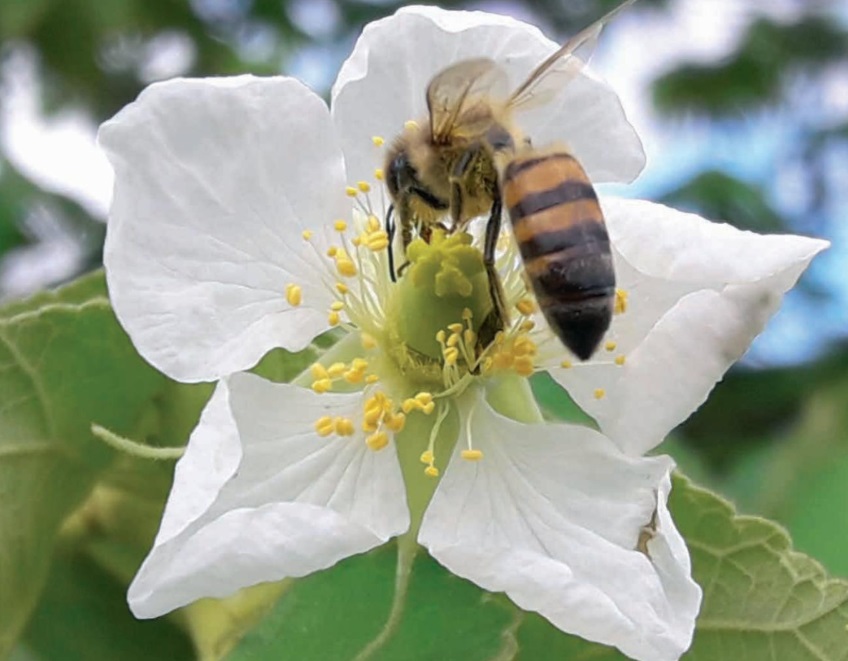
<box><xmin>502</xmin><ymin>152</ymin><xmax>615</xmax><ymax>360</ymax></box>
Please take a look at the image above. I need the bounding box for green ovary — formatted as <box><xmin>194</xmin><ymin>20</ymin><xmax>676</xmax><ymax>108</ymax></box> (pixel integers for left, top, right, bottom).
<box><xmin>386</xmin><ymin>230</ymin><xmax>493</xmax><ymax>361</ymax></box>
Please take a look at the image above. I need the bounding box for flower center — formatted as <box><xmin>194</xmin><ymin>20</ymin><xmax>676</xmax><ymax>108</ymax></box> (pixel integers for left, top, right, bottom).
<box><xmin>287</xmin><ymin>135</ymin><xmax>633</xmax><ymax>478</ymax></box>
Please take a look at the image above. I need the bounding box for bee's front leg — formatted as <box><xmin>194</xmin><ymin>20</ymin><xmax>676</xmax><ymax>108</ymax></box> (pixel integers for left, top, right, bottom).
<box><xmin>449</xmin><ymin>145</ymin><xmax>481</xmax><ymax>233</ymax></box>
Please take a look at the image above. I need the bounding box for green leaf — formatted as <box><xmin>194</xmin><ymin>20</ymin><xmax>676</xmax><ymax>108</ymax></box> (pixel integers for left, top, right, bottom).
<box><xmin>18</xmin><ymin>547</ymin><xmax>193</xmax><ymax>661</ymax></box>
<box><xmin>671</xmin><ymin>474</ymin><xmax>848</xmax><ymax>660</ymax></box>
<box><xmin>0</xmin><ymin>272</ymin><xmax>165</xmax><ymax>656</ymax></box>
<box><xmin>228</xmin><ymin>543</ymin><xmax>518</xmax><ymax>661</ymax></box>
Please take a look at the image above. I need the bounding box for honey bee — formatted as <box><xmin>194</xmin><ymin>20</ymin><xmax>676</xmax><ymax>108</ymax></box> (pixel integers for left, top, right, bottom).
<box><xmin>384</xmin><ymin>0</ymin><xmax>635</xmax><ymax>360</ymax></box>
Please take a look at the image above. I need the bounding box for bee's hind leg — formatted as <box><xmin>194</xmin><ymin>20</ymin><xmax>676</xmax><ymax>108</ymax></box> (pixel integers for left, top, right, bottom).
<box><xmin>477</xmin><ymin>191</ymin><xmax>508</xmax><ymax>354</ymax></box>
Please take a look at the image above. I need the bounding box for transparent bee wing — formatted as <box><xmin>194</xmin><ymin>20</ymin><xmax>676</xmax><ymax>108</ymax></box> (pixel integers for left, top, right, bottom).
<box><xmin>508</xmin><ymin>0</ymin><xmax>637</xmax><ymax>112</ymax></box>
<box><xmin>426</xmin><ymin>58</ymin><xmax>510</xmax><ymax>143</ymax></box>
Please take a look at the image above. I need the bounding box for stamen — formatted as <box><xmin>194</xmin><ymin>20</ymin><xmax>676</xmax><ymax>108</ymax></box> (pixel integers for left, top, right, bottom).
<box><xmin>424</xmin><ymin>465</ymin><xmax>440</xmax><ymax>477</ymax></box>
<box><xmin>330</xmin><ymin>301</ymin><xmax>345</xmax><ymax>312</ymax></box>
<box><xmin>314</xmin><ymin>416</ymin><xmax>334</xmax><ymax>436</ymax></box>
<box><xmin>345</xmin><ymin>186</ymin><xmax>358</xmax><ymax>197</ymax></box>
<box><xmin>615</xmin><ymin>355</ymin><xmax>627</xmax><ymax>366</ymax></box>
<box><xmin>404</xmin><ymin>120</ymin><xmax>419</xmax><ymax>130</ymax></box>
<box><xmin>594</xmin><ymin>388</ymin><xmax>606</xmax><ymax>400</ymax></box>
<box><xmin>605</xmin><ymin>340</ymin><xmax>617</xmax><ymax>352</ymax></box>
<box><xmin>461</xmin><ymin>449</ymin><xmax>484</xmax><ymax>461</ymax></box>
<box><xmin>516</xmin><ymin>298</ymin><xmax>536</xmax><ymax>315</ymax></box>
<box><xmin>328</xmin><ymin>311</ymin><xmax>341</xmax><ymax>326</ymax></box>
<box><xmin>361</xmin><ymin>333</ymin><xmax>378</xmax><ymax>350</ymax></box>
<box><xmin>365</xmin><ymin>374</ymin><xmax>380</xmax><ymax>384</ymax></box>
<box><xmin>285</xmin><ymin>283</ymin><xmax>302</xmax><ymax>306</ymax></box>
<box><xmin>302</xmin><ymin>230</ymin><xmax>313</xmax><ymax>241</ymax></box>
<box><xmin>327</xmin><ymin>362</ymin><xmax>346</xmax><ymax>378</ymax></box>
<box><xmin>374</xmin><ymin>168</ymin><xmax>385</xmax><ymax>181</ymax></box>
<box><xmin>420</xmin><ymin>450</ymin><xmax>434</xmax><ymax>465</ymax></box>
<box><xmin>336</xmin><ymin>282</ymin><xmax>349</xmax><ymax>295</ymax></box>
<box><xmin>615</xmin><ymin>289</ymin><xmax>628</xmax><ymax>315</ymax></box>
<box><xmin>334</xmin><ymin>220</ymin><xmax>348</xmax><ymax>232</ymax></box>
<box><xmin>312</xmin><ymin>378</ymin><xmax>332</xmax><ymax>393</ymax></box>
<box><xmin>560</xmin><ymin>360</ymin><xmax>573</xmax><ymax>369</ymax></box>
<box><xmin>334</xmin><ymin>417</ymin><xmax>355</xmax><ymax>436</ymax></box>
<box><xmin>372</xmin><ymin>136</ymin><xmax>385</xmax><ymax>147</ymax></box>
<box><xmin>357</xmin><ymin>181</ymin><xmax>371</xmax><ymax>193</ymax></box>
<box><xmin>366</xmin><ymin>431</ymin><xmax>389</xmax><ymax>451</ymax></box>
<box><xmin>311</xmin><ymin>363</ymin><xmax>329</xmax><ymax>380</ymax></box>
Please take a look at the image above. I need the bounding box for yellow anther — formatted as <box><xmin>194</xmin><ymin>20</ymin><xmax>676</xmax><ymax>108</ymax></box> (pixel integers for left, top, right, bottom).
<box><xmin>372</xmin><ymin>135</ymin><xmax>385</xmax><ymax>147</ymax></box>
<box><xmin>327</xmin><ymin>362</ymin><xmax>346</xmax><ymax>378</ymax></box>
<box><xmin>516</xmin><ymin>298</ymin><xmax>536</xmax><ymax>315</ymax></box>
<box><xmin>519</xmin><ymin>320</ymin><xmax>536</xmax><ymax>332</ymax></box>
<box><xmin>357</xmin><ymin>181</ymin><xmax>371</xmax><ymax>193</ymax></box>
<box><xmin>415</xmin><ymin>392</ymin><xmax>433</xmax><ymax>406</ymax></box>
<box><xmin>301</xmin><ymin>230</ymin><xmax>313</xmax><ymax>241</ymax></box>
<box><xmin>462</xmin><ymin>308</ymin><xmax>473</xmax><ymax>321</ymax></box>
<box><xmin>444</xmin><ymin>347</ymin><xmax>459</xmax><ymax>366</ymax></box>
<box><xmin>327</xmin><ymin>246</ymin><xmax>338</xmax><ymax>257</ymax></box>
<box><xmin>285</xmin><ymin>283</ymin><xmax>302</xmax><ymax>306</ymax></box>
<box><xmin>404</xmin><ymin>120</ymin><xmax>419</xmax><ymax>130</ymax></box>
<box><xmin>312</xmin><ymin>378</ymin><xmax>332</xmax><ymax>394</ymax></box>
<box><xmin>424</xmin><ymin>465</ymin><xmax>440</xmax><ymax>478</ymax></box>
<box><xmin>513</xmin><ymin>356</ymin><xmax>535</xmax><ymax>377</ymax></box>
<box><xmin>334</xmin><ymin>220</ymin><xmax>348</xmax><ymax>232</ymax></box>
<box><xmin>420</xmin><ymin>450</ymin><xmax>434</xmax><ymax>465</ymax></box>
<box><xmin>492</xmin><ymin>352</ymin><xmax>514</xmax><ymax>370</ymax></box>
<box><xmin>336</xmin><ymin>282</ymin><xmax>349</xmax><ymax>295</ymax></box>
<box><xmin>345</xmin><ymin>186</ymin><xmax>358</xmax><ymax>197</ymax></box>
<box><xmin>330</xmin><ymin>301</ymin><xmax>345</xmax><ymax>312</ymax></box>
<box><xmin>605</xmin><ymin>340</ymin><xmax>617</xmax><ymax>352</ymax></box>
<box><xmin>366</xmin><ymin>233</ymin><xmax>389</xmax><ymax>252</ymax></box>
<box><xmin>328</xmin><ymin>311</ymin><xmax>341</xmax><ymax>326</ymax></box>
<box><xmin>334</xmin><ymin>417</ymin><xmax>355</xmax><ymax>436</ymax></box>
<box><xmin>311</xmin><ymin>363</ymin><xmax>328</xmax><ymax>380</ymax></box>
<box><xmin>513</xmin><ymin>336</ymin><xmax>537</xmax><ymax>357</ymax></box>
<box><xmin>463</xmin><ymin>329</ymin><xmax>476</xmax><ymax>345</ymax></box>
<box><xmin>435</xmin><ymin>330</ymin><xmax>446</xmax><ymax>344</ymax></box>
<box><xmin>615</xmin><ymin>289</ymin><xmax>628</xmax><ymax>315</ymax></box>
<box><xmin>421</xmin><ymin>402</ymin><xmax>435</xmax><ymax>415</ymax></box>
<box><xmin>365</xmin><ymin>374</ymin><xmax>380</xmax><ymax>384</ymax></box>
<box><xmin>402</xmin><ymin>399</ymin><xmax>417</xmax><ymax>414</ymax></box>
<box><xmin>344</xmin><ymin>369</ymin><xmax>365</xmax><ymax>384</ymax></box>
<box><xmin>364</xmin><ymin>215</ymin><xmax>379</xmax><ymax>232</ymax></box>
<box><xmin>351</xmin><ymin>358</ymin><xmax>369</xmax><ymax>371</ymax></box>
<box><xmin>364</xmin><ymin>395</ymin><xmax>382</xmax><ymax>415</ymax></box>
<box><xmin>352</xmin><ymin>236</ymin><xmax>362</xmax><ymax>247</ymax></box>
<box><xmin>314</xmin><ymin>416</ymin><xmax>334</xmax><ymax>436</ymax></box>
<box><xmin>361</xmin><ymin>333</ymin><xmax>378</xmax><ymax>350</ymax></box>
<box><xmin>366</xmin><ymin>431</ymin><xmax>389</xmax><ymax>451</ymax></box>
<box><xmin>615</xmin><ymin>355</ymin><xmax>627</xmax><ymax>366</ymax></box>
<box><xmin>446</xmin><ymin>333</ymin><xmax>460</xmax><ymax>348</ymax></box>
<box><xmin>461</xmin><ymin>449</ymin><xmax>484</xmax><ymax>461</ymax></box>
<box><xmin>560</xmin><ymin>360</ymin><xmax>573</xmax><ymax>369</ymax></box>
<box><xmin>447</xmin><ymin>323</ymin><xmax>463</xmax><ymax>334</ymax></box>
<box><xmin>336</xmin><ymin>258</ymin><xmax>357</xmax><ymax>277</ymax></box>
<box><xmin>374</xmin><ymin>168</ymin><xmax>384</xmax><ymax>180</ymax></box>
<box><xmin>594</xmin><ymin>388</ymin><xmax>606</xmax><ymax>400</ymax></box>
<box><xmin>385</xmin><ymin>412</ymin><xmax>406</xmax><ymax>433</ymax></box>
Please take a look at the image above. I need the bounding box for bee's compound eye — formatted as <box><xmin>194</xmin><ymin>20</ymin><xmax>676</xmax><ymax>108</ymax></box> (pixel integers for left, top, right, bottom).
<box><xmin>386</xmin><ymin>151</ymin><xmax>418</xmax><ymax>197</ymax></box>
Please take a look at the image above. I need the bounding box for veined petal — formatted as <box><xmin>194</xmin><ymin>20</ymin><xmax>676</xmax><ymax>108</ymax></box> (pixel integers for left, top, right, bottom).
<box><xmin>332</xmin><ymin>5</ymin><xmax>643</xmax><ymax>192</ymax></box>
<box><xmin>101</xmin><ymin>76</ymin><xmax>347</xmax><ymax>383</ymax></box>
<box><xmin>419</xmin><ymin>392</ymin><xmax>699</xmax><ymax>661</ymax></box>
<box><xmin>549</xmin><ymin>198</ymin><xmax>828</xmax><ymax>455</ymax></box>
<box><xmin>129</xmin><ymin>373</ymin><xmax>408</xmax><ymax>618</ymax></box>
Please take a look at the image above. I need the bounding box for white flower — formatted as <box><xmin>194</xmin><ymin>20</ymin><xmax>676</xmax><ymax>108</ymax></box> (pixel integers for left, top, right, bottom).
<box><xmin>99</xmin><ymin>6</ymin><xmax>826</xmax><ymax>661</ymax></box>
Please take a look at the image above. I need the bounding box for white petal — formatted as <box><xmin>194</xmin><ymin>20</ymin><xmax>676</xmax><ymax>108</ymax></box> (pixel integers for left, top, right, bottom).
<box><xmin>129</xmin><ymin>373</ymin><xmax>408</xmax><ymax>618</ymax></box>
<box><xmin>419</xmin><ymin>393</ymin><xmax>699</xmax><ymax>661</ymax></box>
<box><xmin>101</xmin><ymin>76</ymin><xmax>347</xmax><ymax>383</ymax></box>
<box><xmin>550</xmin><ymin>198</ymin><xmax>827</xmax><ymax>454</ymax></box>
<box><xmin>332</xmin><ymin>6</ymin><xmax>643</xmax><ymax>194</ymax></box>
